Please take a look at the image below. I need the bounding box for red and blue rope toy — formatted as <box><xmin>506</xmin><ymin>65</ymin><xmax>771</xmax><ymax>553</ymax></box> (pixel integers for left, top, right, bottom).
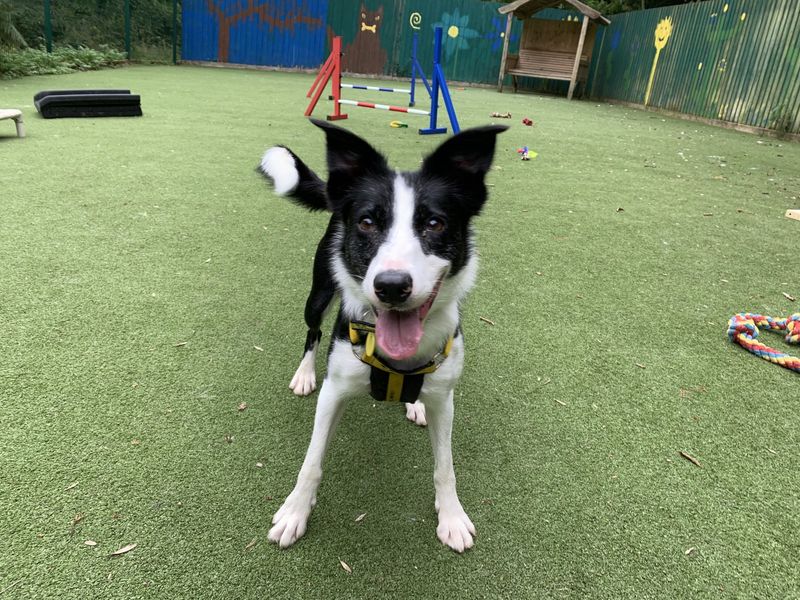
<box><xmin>727</xmin><ymin>313</ymin><xmax>800</xmax><ymax>373</ymax></box>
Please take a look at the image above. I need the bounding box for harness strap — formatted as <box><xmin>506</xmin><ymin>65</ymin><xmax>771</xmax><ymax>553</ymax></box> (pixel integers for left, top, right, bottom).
<box><xmin>349</xmin><ymin>320</ymin><xmax>454</xmax><ymax>402</ymax></box>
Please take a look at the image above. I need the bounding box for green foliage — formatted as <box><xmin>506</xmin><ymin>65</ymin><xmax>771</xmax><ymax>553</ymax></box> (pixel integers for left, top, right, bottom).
<box><xmin>0</xmin><ymin>45</ymin><xmax>127</xmax><ymax>79</ymax></box>
<box><xmin>12</xmin><ymin>0</ymin><xmax>178</xmax><ymax>59</ymax></box>
<box><xmin>0</xmin><ymin>0</ymin><xmax>28</xmax><ymax>47</ymax></box>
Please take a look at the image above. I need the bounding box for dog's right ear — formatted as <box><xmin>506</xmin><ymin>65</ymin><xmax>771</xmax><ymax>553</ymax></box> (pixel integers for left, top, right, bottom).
<box><xmin>310</xmin><ymin>118</ymin><xmax>390</xmax><ymax>201</ymax></box>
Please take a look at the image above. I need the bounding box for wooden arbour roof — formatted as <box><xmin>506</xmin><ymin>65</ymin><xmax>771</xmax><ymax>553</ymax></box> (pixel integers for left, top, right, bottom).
<box><xmin>499</xmin><ymin>0</ymin><xmax>610</xmax><ymax>26</ymax></box>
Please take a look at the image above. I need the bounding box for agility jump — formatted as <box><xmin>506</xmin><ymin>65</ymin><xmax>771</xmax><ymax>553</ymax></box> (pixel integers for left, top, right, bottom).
<box><xmin>305</xmin><ymin>27</ymin><xmax>459</xmax><ymax>135</ymax></box>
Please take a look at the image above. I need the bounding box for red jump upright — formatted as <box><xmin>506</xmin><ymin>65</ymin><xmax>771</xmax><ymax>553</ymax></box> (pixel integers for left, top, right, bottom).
<box><xmin>305</xmin><ymin>36</ymin><xmax>346</xmax><ymax>121</ymax></box>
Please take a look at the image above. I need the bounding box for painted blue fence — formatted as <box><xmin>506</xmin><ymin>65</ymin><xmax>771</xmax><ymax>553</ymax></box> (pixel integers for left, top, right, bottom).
<box><xmin>182</xmin><ymin>0</ymin><xmax>329</xmax><ymax>67</ymax></box>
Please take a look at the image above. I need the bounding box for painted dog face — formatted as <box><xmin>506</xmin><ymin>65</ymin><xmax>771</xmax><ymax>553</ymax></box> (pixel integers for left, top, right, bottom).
<box><xmin>315</xmin><ymin>120</ymin><xmax>505</xmax><ymax>360</ymax></box>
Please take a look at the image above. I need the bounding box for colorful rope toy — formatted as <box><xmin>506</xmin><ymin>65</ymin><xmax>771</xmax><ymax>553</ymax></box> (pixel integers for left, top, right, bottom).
<box><xmin>727</xmin><ymin>313</ymin><xmax>800</xmax><ymax>373</ymax></box>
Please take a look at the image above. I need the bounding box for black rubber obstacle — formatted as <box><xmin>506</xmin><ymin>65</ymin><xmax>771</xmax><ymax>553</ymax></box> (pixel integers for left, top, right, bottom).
<box><xmin>34</xmin><ymin>89</ymin><xmax>142</xmax><ymax>119</ymax></box>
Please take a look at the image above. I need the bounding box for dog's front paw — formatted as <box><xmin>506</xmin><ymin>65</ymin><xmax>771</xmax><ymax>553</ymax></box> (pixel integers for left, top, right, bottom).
<box><xmin>268</xmin><ymin>493</ymin><xmax>315</xmax><ymax>548</ymax></box>
<box><xmin>289</xmin><ymin>355</ymin><xmax>317</xmax><ymax>396</ymax></box>
<box><xmin>436</xmin><ymin>506</ymin><xmax>476</xmax><ymax>553</ymax></box>
<box><xmin>404</xmin><ymin>402</ymin><xmax>427</xmax><ymax>427</ymax></box>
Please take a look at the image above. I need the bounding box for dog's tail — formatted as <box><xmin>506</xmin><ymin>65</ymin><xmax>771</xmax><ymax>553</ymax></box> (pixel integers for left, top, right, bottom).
<box><xmin>258</xmin><ymin>146</ymin><xmax>329</xmax><ymax>212</ymax></box>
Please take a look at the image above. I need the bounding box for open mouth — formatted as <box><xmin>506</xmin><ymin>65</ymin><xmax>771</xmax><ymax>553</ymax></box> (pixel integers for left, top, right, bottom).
<box><xmin>374</xmin><ymin>276</ymin><xmax>444</xmax><ymax>361</ymax></box>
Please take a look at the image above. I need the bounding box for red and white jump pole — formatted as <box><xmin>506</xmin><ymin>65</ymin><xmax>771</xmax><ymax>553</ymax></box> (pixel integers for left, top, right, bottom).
<box><xmin>337</xmin><ymin>99</ymin><xmax>430</xmax><ymax>116</ymax></box>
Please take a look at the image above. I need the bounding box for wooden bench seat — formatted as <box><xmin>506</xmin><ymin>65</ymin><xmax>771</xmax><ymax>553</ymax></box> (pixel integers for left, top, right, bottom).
<box><xmin>0</xmin><ymin>108</ymin><xmax>25</xmax><ymax>138</ymax></box>
<box><xmin>506</xmin><ymin>49</ymin><xmax>586</xmax><ymax>81</ymax></box>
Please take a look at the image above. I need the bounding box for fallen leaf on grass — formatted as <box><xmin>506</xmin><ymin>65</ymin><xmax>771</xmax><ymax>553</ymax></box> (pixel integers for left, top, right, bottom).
<box><xmin>783</xmin><ymin>292</ymin><xmax>796</xmax><ymax>302</ymax></box>
<box><xmin>110</xmin><ymin>543</ymin><xmax>137</xmax><ymax>557</ymax></box>
<box><xmin>64</xmin><ymin>482</ymin><xmax>78</xmax><ymax>491</ymax></box>
<box><xmin>255</xmin><ymin>462</ymin><xmax>263</xmax><ymax>468</ymax></box>
<box><xmin>679</xmin><ymin>451</ymin><xmax>702</xmax><ymax>468</ymax></box>
<box><xmin>679</xmin><ymin>386</ymin><xmax>707</xmax><ymax>399</ymax></box>
<box><xmin>635</xmin><ymin>363</ymin><xmax>646</xmax><ymax>369</ymax></box>
<box><xmin>703</xmin><ymin>213</ymin><xmax>714</xmax><ymax>217</ymax></box>
<box><xmin>224</xmin><ymin>434</ymin><xmax>234</xmax><ymax>444</ymax></box>
<box><xmin>131</xmin><ymin>439</ymin><xmax>141</xmax><ymax>446</ymax></box>
<box><xmin>174</xmin><ymin>341</ymin><xmax>188</xmax><ymax>347</ymax></box>
<box><xmin>479</xmin><ymin>316</ymin><xmax>495</xmax><ymax>325</ymax></box>
<box><xmin>244</xmin><ymin>538</ymin><xmax>257</xmax><ymax>551</ymax></box>
<box><xmin>71</xmin><ymin>513</ymin><xmax>85</xmax><ymax>527</ymax></box>
<box><xmin>253</xmin><ymin>345</ymin><xmax>264</xmax><ymax>352</ymax></box>
<box><xmin>355</xmin><ymin>513</ymin><xmax>367</xmax><ymax>523</ymax></box>
<box><xmin>616</xmin><ymin>207</ymin><xmax>625</xmax><ymax>213</ymax></box>
<box><xmin>554</xmin><ymin>398</ymin><xmax>567</xmax><ymax>406</ymax></box>
<box><xmin>339</xmin><ymin>558</ymin><xmax>353</xmax><ymax>574</ymax></box>
<box><xmin>84</xmin><ymin>540</ymin><xmax>98</xmax><ymax>547</ymax></box>
<box><xmin>685</xmin><ymin>547</ymin><xmax>696</xmax><ymax>556</ymax></box>
<box><xmin>237</xmin><ymin>402</ymin><xmax>247</xmax><ymax>412</ymax></box>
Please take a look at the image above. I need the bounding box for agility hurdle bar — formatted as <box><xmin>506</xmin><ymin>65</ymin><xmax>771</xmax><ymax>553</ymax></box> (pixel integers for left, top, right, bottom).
<box><xmin>305</xmin><ymin>27</ymin><xmax>459</xmax><ymax>135</ymax></box>
<box><xmin>338</xmin><ymin>99</ymin><xmax>430</xmax><ymax>115</ymax></box>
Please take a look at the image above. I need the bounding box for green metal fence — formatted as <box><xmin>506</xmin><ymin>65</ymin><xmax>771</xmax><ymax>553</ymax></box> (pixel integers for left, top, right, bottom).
<box><xmin>589</xmin><ymin>0</ymin><xmax>800</xmax><ymax>135</ymax></box>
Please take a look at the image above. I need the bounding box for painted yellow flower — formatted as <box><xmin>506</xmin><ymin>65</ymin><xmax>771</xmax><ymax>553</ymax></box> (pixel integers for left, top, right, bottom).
<box><xmin>448</xmin><ymin>25</ymin><xmax>459</xmax><ymax>38</ymax></box>
<box><xmin>654</xmin><ymin>17</ymin><xmax>673</xmax><ymax>50</ymax></box>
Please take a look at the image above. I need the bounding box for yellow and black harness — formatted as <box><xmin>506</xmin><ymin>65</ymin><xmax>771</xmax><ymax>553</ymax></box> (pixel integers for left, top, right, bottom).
<box><xmin>348</xmin><ymin>320</ymin><xmax>454</xmax><ymax>403</ymax></box>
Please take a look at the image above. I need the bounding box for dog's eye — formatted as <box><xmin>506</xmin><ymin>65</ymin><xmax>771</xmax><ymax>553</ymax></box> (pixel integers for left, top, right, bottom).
<box><xmin>358</xmin><ymin>217</ymin><xmax>376</xmax><ymax>232</ymax></box>
<box><xmin>425</xmin><ymin>217</ymin><xmax>445</xmax><ymax>233</ymax></box>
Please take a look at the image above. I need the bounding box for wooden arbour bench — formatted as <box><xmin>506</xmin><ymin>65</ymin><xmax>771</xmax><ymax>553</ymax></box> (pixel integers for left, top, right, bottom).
<box><xmin>497</xmin><ymin>0</ymin><xmax>609</xmax><ymax>100</ymax></box>
<box><xmin>506</xmin><ymin>49</ymin><xmax>589</xmax><ymax>90</ymax></box>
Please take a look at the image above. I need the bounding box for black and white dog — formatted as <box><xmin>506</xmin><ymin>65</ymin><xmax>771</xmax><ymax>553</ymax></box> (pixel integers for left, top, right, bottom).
<box><xmin>259</xmin><ymin>119</ymin><xmax>505</xmax><ymax>552</ymax></box>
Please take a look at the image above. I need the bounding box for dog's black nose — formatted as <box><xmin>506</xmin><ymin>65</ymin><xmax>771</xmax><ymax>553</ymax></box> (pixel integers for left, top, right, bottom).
<box><xmin>374</xmin><ymin>270</ymin><xmax>412</xmax><ymax>305</ymax></box>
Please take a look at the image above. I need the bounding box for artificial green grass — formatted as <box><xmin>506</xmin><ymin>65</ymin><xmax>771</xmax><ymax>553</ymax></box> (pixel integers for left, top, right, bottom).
<box><xmin>1</xmin><ymin>64</ymin><xmax>798</xmax><ymax>599</ymax></box>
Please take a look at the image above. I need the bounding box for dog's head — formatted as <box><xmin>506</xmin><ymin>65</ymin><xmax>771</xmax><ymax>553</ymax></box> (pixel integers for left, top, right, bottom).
<box><xmin>314</xmin><ymin>119</ymin><xmax>506</xmax><ymax>360</ymax></box>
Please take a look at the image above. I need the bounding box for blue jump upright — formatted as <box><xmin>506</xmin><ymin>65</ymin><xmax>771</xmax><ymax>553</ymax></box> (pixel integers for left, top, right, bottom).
<box><xmin>409</xmin><ymin>32</ymin><xmax>432</xmax><ymax>107</ymax></box>
<box><xmin>420</xmin><ymin>27</ymin><xmax>460</xmax><ymax>135</ymax></box>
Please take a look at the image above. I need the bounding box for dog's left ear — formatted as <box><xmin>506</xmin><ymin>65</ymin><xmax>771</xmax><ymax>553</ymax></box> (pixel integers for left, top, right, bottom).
<box><xmin>421</xmin><ymin>125</ymin><xmax>507</xmax><ymax>215</ymax></box>
<box><xmin>422</xmin><ymin>125</ymin><xmax>507</xmax><ymax>181</ymax></box>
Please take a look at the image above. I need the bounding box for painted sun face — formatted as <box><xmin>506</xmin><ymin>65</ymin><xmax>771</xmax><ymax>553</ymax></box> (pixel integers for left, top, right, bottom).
<box><xmin>654</xmin><ymin>17</ymin><xmax>673</xmax><ymax>50</ymax></box>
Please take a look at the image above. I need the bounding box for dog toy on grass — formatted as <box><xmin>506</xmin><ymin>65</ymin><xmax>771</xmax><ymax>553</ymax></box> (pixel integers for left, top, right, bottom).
<box><xmin>727</xmin><ymin>313</ymin><xmax>800</xmax><ymax>373</ymax></box>
<box><xmin>390</xmin><ymin>120</ymin><xmax>408</xmax><ymax>128</ymax></box>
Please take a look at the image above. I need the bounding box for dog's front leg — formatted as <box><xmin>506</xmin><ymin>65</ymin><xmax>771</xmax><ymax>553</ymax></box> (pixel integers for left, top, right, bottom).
<box><xmin>268</xmin><ymin>375</ymin><xmax>352</xmax><ymax>548</ymax></box>
<box><xmin>425</xmin><ymin>390</ymin><xmax>476</xmax><ymax>553</ymax></box>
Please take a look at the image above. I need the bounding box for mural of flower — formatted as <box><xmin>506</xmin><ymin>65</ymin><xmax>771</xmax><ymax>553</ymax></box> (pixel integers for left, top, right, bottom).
<box><xmin>432</xmin><ymin>9</ymin><xmax>479</xmax><ymax>59</ymax></box>
<box><xmin>484</xmin><ymin>17</ymin><xmax>517</xmax><ymax>52</ymax></box>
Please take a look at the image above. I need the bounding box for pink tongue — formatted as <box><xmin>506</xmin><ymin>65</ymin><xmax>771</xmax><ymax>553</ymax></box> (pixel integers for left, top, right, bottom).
<box><xmin>375</xmin><ymin>309</ymin><xmax>423</xmax><ymax>360</ymax></box>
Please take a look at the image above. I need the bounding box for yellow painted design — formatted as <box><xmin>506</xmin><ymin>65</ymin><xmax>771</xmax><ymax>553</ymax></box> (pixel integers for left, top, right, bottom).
<box><xmin>409</xmin><ymin>12</ymin><xmax>422</xmax><ymax>30</ymax></box>
<box><xmin>644</xmin><ymin>17</ymin><xmax>673</xmax><ymax>106</ymax></box>
<box><xmin>741</xmin><ymin>12</ymin><xmax>747</xmax><ymax>21</ymax></box>
<box><xmin>723</xmin><ymin>4</ymin><xmax>729</xmax><ymax>12</ymax></box>
<box><xmin>448</xmin><ymin>25</ymin><xmax>459</xmax><ymax>38</ymax></box>
<box><xmin>698</xmin><ymin>62</ymin><xmax>703</xmax><ymax>70</ymax></box>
